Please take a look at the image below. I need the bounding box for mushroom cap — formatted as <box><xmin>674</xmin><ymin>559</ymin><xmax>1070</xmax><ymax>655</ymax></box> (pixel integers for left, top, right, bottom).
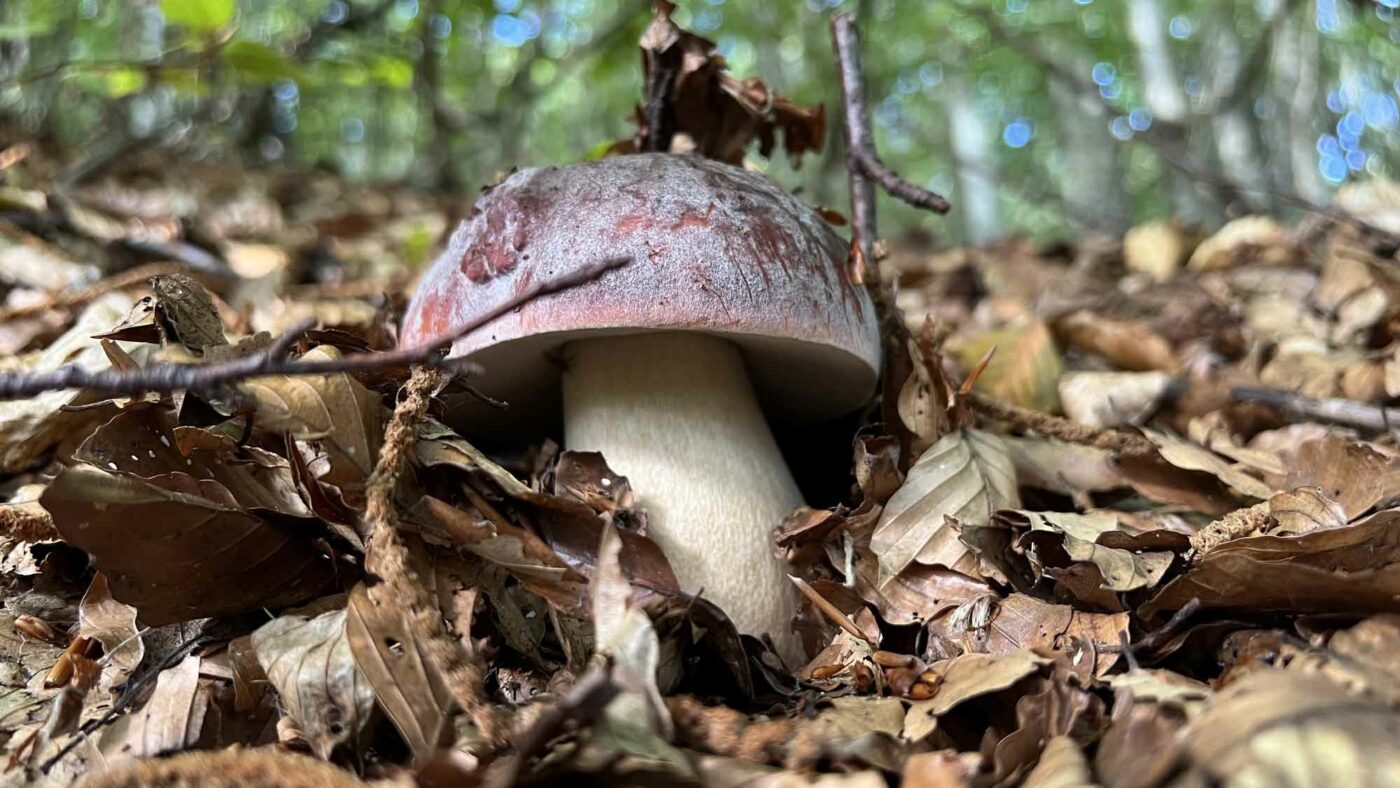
<box><xmin>402</xmin><ymin>153</ymin><xmax>880</xmax><ymax>433</ymax></box>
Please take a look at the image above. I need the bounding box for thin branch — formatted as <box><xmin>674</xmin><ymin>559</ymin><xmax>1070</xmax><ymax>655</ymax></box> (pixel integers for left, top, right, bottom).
<box><xmin>0</xmin><ymin>256</ymin><xmax>630</xmax><ymax>401</ymax></box>
<box><xmin>969</xmin><ymin>392</ymin><xmax>1160</xmax><ymax>457</ymax></box>
<box><xmin>1231</xmin><ymin>386</ymin><xmax>1400</xmax><ymax>433</ymax></box>
<box><xmin>830</xmin><ymin>14</ymin><xmax>951</xmax><ymax>283</ymax></box>
<box><xmin>854</xmin><ymin>150</ymin><xmax>952</xmax><ymax>214</ymax></box>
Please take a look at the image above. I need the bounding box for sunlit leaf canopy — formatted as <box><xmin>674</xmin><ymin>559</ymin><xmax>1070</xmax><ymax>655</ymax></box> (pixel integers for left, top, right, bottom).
<box><xmin>1</xmin><ymin>0</ymin><xmax>1396</xmax><ymax>244</ymax></box>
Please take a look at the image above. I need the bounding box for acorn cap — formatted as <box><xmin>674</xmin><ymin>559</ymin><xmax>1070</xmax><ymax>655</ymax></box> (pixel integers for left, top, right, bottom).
<box><xmin>401</xmin><ymin>153</ymin><xmax>880</xmax><ymax>433</ymax></box>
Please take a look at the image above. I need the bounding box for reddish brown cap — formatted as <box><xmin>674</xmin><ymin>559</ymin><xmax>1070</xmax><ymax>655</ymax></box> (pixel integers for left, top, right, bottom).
<box><xmin>402</xmin><ymin>153</ymin><xmax>879</xmax><ymax>431</ymax></box>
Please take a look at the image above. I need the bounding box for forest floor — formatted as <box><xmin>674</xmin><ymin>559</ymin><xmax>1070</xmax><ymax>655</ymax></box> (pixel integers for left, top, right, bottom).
<box><xmin>0</xmin><ymin>137</ymin><xmax>1397</xmax><ymax>787</ymax></box>
<box><xmin>1</xmin><ymin>5</ymin><xmax>1400</xmax><ymax>784</ymax></box>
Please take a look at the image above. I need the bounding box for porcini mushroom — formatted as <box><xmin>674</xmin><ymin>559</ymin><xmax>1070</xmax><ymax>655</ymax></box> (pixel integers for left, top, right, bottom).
<box><xmin>402</xmin><ymin>153</ymin><xmax>879</xmax><ymax>659</ymax></box>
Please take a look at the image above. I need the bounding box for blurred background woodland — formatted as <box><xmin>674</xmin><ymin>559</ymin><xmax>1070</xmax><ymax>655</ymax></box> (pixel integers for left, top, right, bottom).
<box><xmin>0</xmin><ymin>0</ymin><xmax>1396</xmax><ymax>247</ymax></box>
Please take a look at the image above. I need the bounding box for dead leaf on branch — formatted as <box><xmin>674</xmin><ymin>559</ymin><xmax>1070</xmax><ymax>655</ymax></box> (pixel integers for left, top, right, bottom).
<box><xmin>616</xmin><ymin>0</ymin><xmax>824</xmax><ymax>167</ymax></box>
<box><xmin>871</xmin><ymin>429</ymin><xmax>1019</xmax><ymax>585</ymax></box>
<box><xmin>43</xmin><ymin>463</ymin><xmax>338</xmax><ymax>625</ymax></box>
<box><xmin>252</xmin><ymin>604</ymin><xmax>374</xmax><ymax>760</ymax></box>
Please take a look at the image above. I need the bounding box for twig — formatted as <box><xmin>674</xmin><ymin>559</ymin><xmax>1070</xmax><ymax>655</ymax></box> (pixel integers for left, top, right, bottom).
<box><xmin>830</xmin><ymin>14</ymin><xmax>950</xmax><ymax>279</ymax></box>
<box><xmin>1231</xmin><ymin>386</ymin><xmax>1400</xmax><ymax>433</ymax></box>
<box><xmin>0</xmin><ymin>256</ymin><xmax>629</xmax><ymax>401</ymax></box>
<box><xmin>830</xmin><ymin>13</ymin><xmax>881</xmax><ymax>279</ymax></box>
<box><xmin>1130</xmin><ymin>598</ymin><xmax>1203</xmax><ymax>658</ymax></box>
<box><xmin>968</xmin><ymin>392</ymin><xmax>1159</xmax><ymax>457</ymax></box>
<box><xmin>830</xmin><ymin>13</ymin><xmax>951</xmax><ymax>467</ymax></box>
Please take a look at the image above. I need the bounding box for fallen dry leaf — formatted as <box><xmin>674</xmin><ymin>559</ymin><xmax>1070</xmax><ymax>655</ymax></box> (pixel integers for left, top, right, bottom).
<box><xmin>871</xmin><ymin>429</ymin><xmax>1018</xmax><ymax>584</ymax></box>
<box><xmin>76</xmin><ymin>573</ymin><xmax>143</xmax><ymax>693</ymax></box>
<box><xmin>43</xmin><ymin>463</ymin><xmax>337</xmax><ymax>624</ymax></box>
<box><xmin>952</xmin><ymin>320</ymin><xmax>1062</xmax><ymax>412</ymax></box>
<box><xmin>253</xmin><ymin>604</ymin><xmax>374</xmax><ymax>760</ymax></box>
<box><xmin>1180</xmin><ymin>669</ymin><xmax>1400</xmax><ymax>785</ymax></box>
<box><xmin>1141</xmin><ymin>508</ymin><xmax>1400</xmax><ymax>620</ymax></box>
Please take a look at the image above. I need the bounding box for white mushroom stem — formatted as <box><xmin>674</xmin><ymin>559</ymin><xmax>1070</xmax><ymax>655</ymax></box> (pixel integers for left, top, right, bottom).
<box><xmin>562</xmin><ymin>332</ymin><xmax>802</xmax><ymax>662</ymax></box>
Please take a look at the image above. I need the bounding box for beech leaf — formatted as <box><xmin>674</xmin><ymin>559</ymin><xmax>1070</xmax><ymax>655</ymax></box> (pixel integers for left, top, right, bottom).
<box><xmin>253</xmin><ymin>606</ymin><xmax>374</xmax><ymax>760</ymax></box>
<box><xmin>871</xmin><ymin>429</ymin><xmax>1019</xmax><ymax>584</ymax></box>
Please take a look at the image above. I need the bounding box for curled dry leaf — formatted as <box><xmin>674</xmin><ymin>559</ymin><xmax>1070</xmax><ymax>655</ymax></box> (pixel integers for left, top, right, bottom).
<box><xmin>243</xmin><ymin>345</ymin><xmax>387</xmax><ymax>505</ymax></box>
<box><xmin>990</xmin><ymin>656</ymin><xmax>1104</xmax><ymax>784</ymax></box>
<box><xmin>1141</xmin><ymin>508</ymin><xmax>1400</xmax><ymax>620</ymax></box>
<box><xmin>43</xmin><ymin>463</ymin><xmax>337</xmax><ymax>625</ymax></box>
<box><xmin>1095</xmin><ymin>670</ymin><xmax>1210</xmax><ymax>788</ymax></box>
<box><xmin>1142</xmin><ymin>429</ymin><xmax>1275</xmax><ymax>499</ymax></box>
<box><xmin>871</xmin><ymin>429</ymin><xmax>1018</xmax><ymax>584</ymax></box>
<box><xmin>1180</xmin><ymin>670</ymin><xmax>1400</xmax><ymax>785</ymax></box>
<box><xmin>0</xmin><ymin>293</ymin><xmax>135</xmax><ymax>474</ymax></box>
<box><xmin>902</xmin><ymin>649</ymin><xmax>1049</xmax><ymax>741</ymax></box>
<box><xmin>252</xmin><ymin>606</ymin><xmax>374</xmax><ymax>760</ymax></box>
<box><xmin>76</xmin><ymin>573</ymin><xmax>143</xmax><ymax>693</ymax></box>
<box><xmin>927</xmin><ymin>594</ymin><xmax>1128</xmax><ymax>678</ymax></box>
<box><xmin>589</xmin><ymin>526</ymin><xmax>690</xmax><ymax>771</ymax></box>
<box><xmin>951</xmin><ymin>319</ymin><xmax>1062</xmax><ymax>413</ymax></box>
<box><xmin>98</xmin><ymin>654</ymin><xmax>208</xmax><ymax>762</ymax></box>
<box><xmin>1187</xmin><ymin>215</ymin><xmax>1294</xmax><ymax>271</ymax></box>
<box><xmin>1123</xmin><ymin>218</ymin><xmax>1198</xmax><ymax>282</ymax></box>
<box><xmin>854</xmin><ymin>555</ymin><xmax>991</xmax><ymax>627</ymax></box>
<box><xmin>1279</xmin><ymin>437</ymin><xmax>1400</xmax><ymax>520</ymax></box>
<box><xmin>1053</xmin><ymin>311</ymin><xmax>1179</xmax><ymax>373</ymax></box>
<box><xmin>1022</xmin><ymin>735</ymin><xmax>1094</xmax><ymax>788</ymax></box>
<box><xmin>1058</xmin><ymin>370</ymin><xmax>1173</xmax><ymax>429</ymax></box>
<box><xmin>967</xmin><ymin>510</ymin><xmax>1175</xmax><ymax>598</ymax></box>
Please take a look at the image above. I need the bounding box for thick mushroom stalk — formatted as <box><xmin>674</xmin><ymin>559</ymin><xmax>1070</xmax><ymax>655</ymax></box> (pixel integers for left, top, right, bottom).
<box><xmin>563</xmin><ymin>333</ymin><xmax>801</xmax><ymax>658</ymax></box>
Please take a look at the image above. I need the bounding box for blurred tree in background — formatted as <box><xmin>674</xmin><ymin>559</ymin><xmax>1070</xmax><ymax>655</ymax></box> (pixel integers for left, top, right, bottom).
<box><xmin>0</xmin><ymin>0</ymin><xmax>1396</xmax><ymax>246</ymax></box>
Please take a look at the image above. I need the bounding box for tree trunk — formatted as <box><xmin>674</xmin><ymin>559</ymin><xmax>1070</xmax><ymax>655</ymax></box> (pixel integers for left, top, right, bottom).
<box><xmin>1275</xmin><ymin>13</ymin><xmax>1328</xmax><ymax>204</ymax></box>
<box><xmin>946</xmin><ymin>74</ymin><xmax>1001</xmax><ymax>244</ymax></box>
<box><xmin>1049</xmin><ymin>74</ymin><xmax>1129</xmax><ymax>232</ymax></box>
<box><xmin>1125</xmin><ymin>0</ymin><xmax>1219</xmax><ymax>223</ymax></box>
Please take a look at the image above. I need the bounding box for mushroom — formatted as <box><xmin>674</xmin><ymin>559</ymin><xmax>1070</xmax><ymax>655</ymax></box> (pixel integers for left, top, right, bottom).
<box><xmin>402</xmin><ymin>153</ymin><xmax>879</xmax><ymax>660</ymax></box>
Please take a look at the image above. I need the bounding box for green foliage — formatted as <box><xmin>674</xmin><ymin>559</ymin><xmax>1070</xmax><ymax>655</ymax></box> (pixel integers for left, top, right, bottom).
<box><xmin>0</xmin><ymin>0</ymin><xmax>1395</xmax><ymax>243</ymax></box>
<box><xmin>222</xmin><ymin>41</ymin><xmax>301</xmax><ymax>85</ymax></box>
<box><xmin>160</xmin><ymin>0</ymin><xmax>235</xmax><ymax>33</ymax></box>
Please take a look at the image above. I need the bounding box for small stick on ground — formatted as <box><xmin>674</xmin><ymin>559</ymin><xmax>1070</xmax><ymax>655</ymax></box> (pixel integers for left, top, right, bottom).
<box><xmin>968</xmin><ymin>392</ymin><xmax>1159</xmax><ymax>457</ymax></box>
<box><xmin>1130</xmin><ymin>598</ymin><xmax>1204</xmax><ymax>659</ymax></box>
<box><xmin>1232</xmin><ymin>386</ymin><xmax>1400</xmax><ymax>433</ymax></box>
